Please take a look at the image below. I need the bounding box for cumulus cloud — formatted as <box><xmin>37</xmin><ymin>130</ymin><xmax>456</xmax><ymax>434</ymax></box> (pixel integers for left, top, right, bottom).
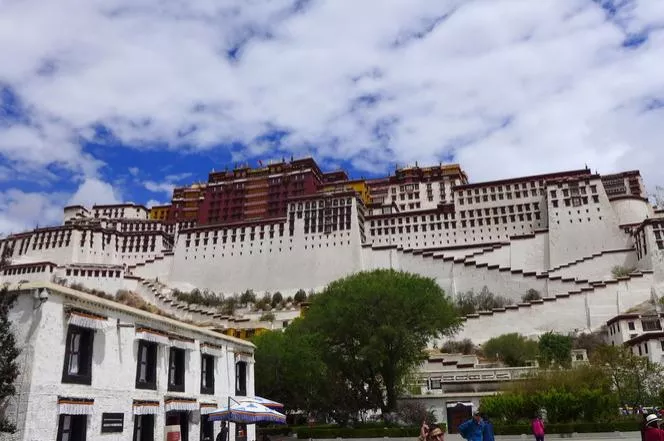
<box><xmin>67</xmin><ymin>178</ymin><xmax>122</xmax><ymax>208</ymax></box>
<box><xmin>0</xmin><ymin>189</ymin><xmax>66</xmax><ymax>235</ymax></box>
<box><xmin>144</xmin><ymin>180</ymin><xmax>176</xmax><ymax>196</ymax></box>
<box><xmin>1</xmin><ymin>0</ymin><xmax>664</xmax><ymax>232</ymax></box>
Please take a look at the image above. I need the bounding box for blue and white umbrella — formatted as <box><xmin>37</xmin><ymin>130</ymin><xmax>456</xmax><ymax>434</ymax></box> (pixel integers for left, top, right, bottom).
<box><xmin>235</xmin><ymin>396</ymin><xmax>284</xmax><ymax>409</ymax></box>
<box><xmin>208</xmin><ymin>401</ymin><xmax>286</xmax><ymax>424</ymax></box>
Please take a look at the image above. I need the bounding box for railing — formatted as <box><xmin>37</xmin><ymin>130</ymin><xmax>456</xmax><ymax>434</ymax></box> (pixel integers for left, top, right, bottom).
<box><xmin>418</xmin><ymin>366</ymin><xmax>537</xmax><ymax>384</ymax></box>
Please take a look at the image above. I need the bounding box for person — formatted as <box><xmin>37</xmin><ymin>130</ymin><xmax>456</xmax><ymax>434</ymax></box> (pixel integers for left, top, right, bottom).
<box><xmin>419</xmin><ymin>420</ymin><xmax>445</xmax><ymax>441</ymax></box>
<box><xmin>641</xmin><ymin>413</ymin><xmax>649</xmax><ymax>441</ymax></box>
<box><xmin>458</xmin><ymin>411</ymin><xmax>485</xmax><ymax>441</ymax></box>
<box><xmin>217</xmin><ymin>422</ymin><xmax>229</xmax><ymax>441</ymax></box>
<box><xmin>643</xmin><ymin>414</ymin><xmax>664</xmax><ymax>441</ymax></box>
<box><xmin>532</xmin><ymin>414</ymin><xmax>545</xmax><ymax>441</ymax></box>
<box><xmin>482</xmin><ymin>413</ymin><xmax>495</xmax><ymax>441</ymax></box>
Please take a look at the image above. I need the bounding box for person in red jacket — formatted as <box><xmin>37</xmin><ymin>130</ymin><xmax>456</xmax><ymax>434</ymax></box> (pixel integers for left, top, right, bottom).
<box><xmin>532</xmin><ymin>415</ymin><xmax>545</xmax><ymax>441</ymax></box>
<box><xmin>643</xmin><ymin>414</ymin><xmax>664</xmax><ymax>441</ymax></box>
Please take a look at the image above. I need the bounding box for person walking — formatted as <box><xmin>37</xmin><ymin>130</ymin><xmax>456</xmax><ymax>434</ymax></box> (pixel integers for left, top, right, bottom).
<box><xmin>532</xmin><ymin>414</ymin><xmax>545</xmax><ymax>441</ymax></box>
<box><xmin>216</xmin><ymin>422</ymin><xmax>229</xmax><ymax>441</ymax></box>
<box><xmin>482</xmin><ymin>413</ymin><xmax>495</xmax><ymax>441</ymax></box>
<box><xmin>458</xmin><ymin>411</ymin><xmax>485</xmax><ymax>441</ymax></box>
<box><xmin>643</xmin><ymin>414</ymin><xmax>664</xmax><ymax>441</ymax></box>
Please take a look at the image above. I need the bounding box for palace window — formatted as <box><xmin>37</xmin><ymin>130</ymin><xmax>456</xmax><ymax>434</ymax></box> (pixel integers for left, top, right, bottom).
<box><xmin>168</xmin><ymin>348</ymin><xmax>186</xmax><ymax>392</ymax></box>
<box><xmin>57</xmin><ymin>414</ymin><xmax>87</xmax><ymax>441</ymax></box>
<box><xmin>236</xmin><ymin>361</ymin><xmax>247</xmax><ymax>396</ymax></box>
<box><xmin>135</xmin><ymin>341</ymin><xmax>158</xmax><ymax>390</ymax></box>
<box><xmin>62</xmin><ymin>325</ymin><xmax>94</xmax><ymax>385</ymax></box>
<box><xmin>133</xmin><ymin>415</ymin><xmax>154</xmax><ymax>441</ymax></box>
<box><xmin>201</xmin><ymin>354</ymin><xmax>215</xmax><ymax>395</ymax></box>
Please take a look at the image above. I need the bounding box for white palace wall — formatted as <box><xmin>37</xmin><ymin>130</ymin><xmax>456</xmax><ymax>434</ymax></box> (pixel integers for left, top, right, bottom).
<box><xmin>547</xmin><ymin>249</ymin><xmax>637</xmax><ymax>281</ymax></box>
<box><xmin>509</xmin><ymin>232</ymin><xmax>549</xmax><ymax>273</ymax></box>
<box><xmin>6</xmin><ymin>283</ymin><xmax>254</xmax><ymax>441</ymax></box>
<box><xmin>168</xmin><ymin>198</ymin><xmax>365</xmax><ymax>293</ymax></box>
<box><xmin>547</xmin><ymin>178</ymin><xmax>629</xmax><ymax>268</ymax></box>
<box><xmin>446</xmin><ymin>273</ymin><xmax>653</xmax><ymax>343</ymax></box>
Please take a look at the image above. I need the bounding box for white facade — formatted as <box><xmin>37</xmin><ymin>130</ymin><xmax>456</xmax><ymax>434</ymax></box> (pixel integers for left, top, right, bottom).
<box><xmin>2</xmin><ymin>282</ymin><xmax>255</xmax><ymax>441</ymax></box>
<box><xmin>606</xmin><ymin>311</ymin><xmax>664</xmax><ymax>364</ymax></box>
<box><xmin>1</xmin><ymin>166</ymin><xmax>663</xmax><ymax>342</ymax></box>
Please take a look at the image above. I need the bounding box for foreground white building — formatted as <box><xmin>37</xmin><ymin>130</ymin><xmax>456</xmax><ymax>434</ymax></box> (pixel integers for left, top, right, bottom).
<box><xmin>607</xmin><ymin>308</ymin><xmax>664</xmax><ymax>363</ymax></box>
<box><xmin>1</xmin><ymin>160</ymin><xmax>663</xmax><ymax>342</ymax></box>
<box><xmin>1</xmin><ymin>282</ymin><xmax>255</xmax><ymax>441</ymax></box>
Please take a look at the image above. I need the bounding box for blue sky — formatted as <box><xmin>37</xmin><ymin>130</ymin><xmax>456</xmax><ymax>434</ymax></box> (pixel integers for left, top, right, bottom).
<box><xmin>1</xmin><ymin>0</ymin><xmax>663</xmax><ymax>234</ymax></box>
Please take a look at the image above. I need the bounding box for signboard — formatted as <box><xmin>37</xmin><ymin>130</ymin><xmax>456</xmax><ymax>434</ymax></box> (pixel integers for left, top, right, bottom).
<box><xmin>101</xmin><ymin>413</ymin><xmax>124</xmax><ymax>433</ymax></box>
<box><xmin>165</xmin><ymin>425</ymin><xmax>181</xmax><ymax>441</ymax></box>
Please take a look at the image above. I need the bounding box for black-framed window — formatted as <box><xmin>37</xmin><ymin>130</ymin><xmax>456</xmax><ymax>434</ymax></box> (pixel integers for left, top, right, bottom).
<box><xmin>135</xmin><ymin>341</ymin><xmax>158</xmax><ymax>390</ymax></box>
<box><xmin>57</xmin><ymin>414</ymin><xmax>87</xmax><ymax>441</ymax></box>
<box><xmin>235</xmin><ymin>361</ymin><xmax>247</xmax><ymax>396</ymax></box>
<box><xmin>133</xmin><ymin>414</ymin><xmax>155</xmax><ymax>441</ymax></box>
<box><xmin>168</xmin><ymin>347</ymin><xmax>186</xmax><ymax>392</ymax></box>
<box><xmin>62</xmin><ymin>325</ymin><xmax>94</xmax><ymax>385</ymax></box>
<box><xmin>200</xmin><ymin>354</ymin><xmax>215</xmax><ymax>395</ymax></box>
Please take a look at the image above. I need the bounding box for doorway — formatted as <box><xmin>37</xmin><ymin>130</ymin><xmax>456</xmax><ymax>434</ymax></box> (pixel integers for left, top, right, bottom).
<box><xmin>166</xmin><ymin>411</ymin><xmax>189</xmax><ymax>441</ymax></box>
<box><xmin>446</xmin><ymin>402</ymin><xmax>472</xmax><ymax>434</ymax></box>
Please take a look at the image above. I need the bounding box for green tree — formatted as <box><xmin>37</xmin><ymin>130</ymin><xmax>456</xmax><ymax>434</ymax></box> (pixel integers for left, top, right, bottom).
<box><xmin>481</xmin><ymin>333</ymin><xmax>538</xmax><ymax>367</ymax></box>
<box><xmin>299</xmin><ymin>269</ymin><xmax>461</xmax><ymax>415</ymax></box>
<box><xmin>456</xmin><ymin>286</ymin><xmax>513</xmax><ymax>315</ymax></box>
<box><xmin>252</xmin><ymin>324</ymin><xmax>329</xmax><ymax>415</ymax></box>
<box><xmin>0</xmin><ymin>287</ymin><xmax>20</xmax><ymax>433</ymax></box>
<box><xmin>538</xmin><ymin>332</ymin><xmax>573</xmax><ymax>368</ymax></box>
<box><xmin>592</xmin><ymin>345</ymin><xmax>664</xmax><ymax>409</ymax></box>
<box><xmin>259</xmin><ymin>311</ymin><xmax>275</xmax><ymax>322</ymax></box>
<box><xmin>293</xmin><ymin>289</ymin><xmax>307</xmax><ymax>304</ymax></box>
<box><xmin>240</xmin><ymin>289</ymin><xmax>256</xmax><ymax>306</ymax></box>
<box><xmin>572</xmin><ymin>330</ymin><xmax>606</xmax><ymax>357</ymax></box>
<box><xmin>271</xmin><ymin>291</ymin><xmax>284</xmax><ymax>308</ymax></box>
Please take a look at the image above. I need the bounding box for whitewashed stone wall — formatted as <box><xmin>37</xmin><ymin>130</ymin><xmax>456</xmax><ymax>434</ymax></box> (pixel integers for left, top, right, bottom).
<box><xmin>509</xmin><ymin>232</ymin><xmax>549</xmax><ymax>273</ymax></box>
<box><xmin>447</xmin><ymin>274</ymin><xmax>653</xmax><ymax>343</ymax></box>
<box><xmin>6</xmin><ymin>286</ymin><xmax>254</xmax><ymax>441</ymax></box>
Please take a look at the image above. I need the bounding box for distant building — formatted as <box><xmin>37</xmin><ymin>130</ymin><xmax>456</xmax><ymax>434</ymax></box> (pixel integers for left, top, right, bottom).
<box><xmin>1</xmin><ymin>158</ymin><xmax>663</xmax><ymax>342</ymax></box>
<box><xmin>2</xmin><ymin>282</ymin><xmax>255</xmax><ymax>441</ymax></box>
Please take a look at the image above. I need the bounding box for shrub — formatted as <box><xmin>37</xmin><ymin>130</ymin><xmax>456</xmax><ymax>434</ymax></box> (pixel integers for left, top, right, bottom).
<box><xmin>172</xmin><ymin>289</ymin><xmax>224</xmax><ymax>308</ymax></box>
<box><xmin>611</xmin><ymin>266</ymin><xmax>635</xmax><ymax>278</ymax></box>
<box><xmin>456</xmin><ymin>286</ymin><xmax>513</xmax><ymax>315</ymax></box>
<box><xmin>441</xmin><ymin>339</ymin><xmax>476</xmax><ymax>355</ymax></box>
<box><xmin>260</xmin><ymin>312</ymin><xmax>276</xmax><ymax>322</ymax></box>
<box><xmin>522</xmin><ymin>288</ymin><xmax>542</xmax><ymax>302</ymax></box>
<box><xmin>396</xmin><ymin>401</ymin><xmax>437</xmax><ymax>426</ymax></box>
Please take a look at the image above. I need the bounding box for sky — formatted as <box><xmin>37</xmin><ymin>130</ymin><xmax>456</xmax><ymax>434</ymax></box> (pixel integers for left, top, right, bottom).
<box><xmin>0</xmin><ymin>0</ymin><xmax>663</xmax><ymax>235</ymax></box>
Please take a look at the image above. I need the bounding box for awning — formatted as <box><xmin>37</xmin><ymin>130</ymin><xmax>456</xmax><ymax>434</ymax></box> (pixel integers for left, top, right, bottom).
<box><xmin>234</xmin><ymin>351</ymin><xmax>253</xmax><ymax>363</ymax></box>
<box><xmin>201</xmin><ymin>342</ymin><xmax>224</xmax><ymax>357</ymax></box>
<box><xmin>165</xmin><ymin>398</ymin><xmax>198</xmax><ymax>413</ymax></box>
<box><xmin>169</xmin><ymin>334</ymin><xmax>196</xmax><ymax>351</ymax></box>
<box><xmin>67</xmin><ymin>309</ymin><xmax>110</xmax><ymax>330</ymax></box>
<box><xmin>135</xmin><ymin>327</ymin><xmax>170</xmax><ymax>345</ymax></box>
<box><xmin>133</xmin><ymin>400</ymin><xmax>161</xmax><ymax>415</ymax></box>
<box><xmin>58</xmin><ymin>397</ymin><xmax>94</xmax><ymax>415</ymax></box>
<box><xmin>200</xmin><ymin>403</ymin><xmax>218</xmax><ymax>415</ymax></box>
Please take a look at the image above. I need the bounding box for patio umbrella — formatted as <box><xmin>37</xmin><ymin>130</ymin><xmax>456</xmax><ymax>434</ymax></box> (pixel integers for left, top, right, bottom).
<box><xmin>208</xmin><ymin>401</ymin><xmax>286</xmax><ymax>424</ymax></box>
<box><xmin>235</xmin><ymin>396</ymin><xmax>284</xmax><ymax>409</ymax></box>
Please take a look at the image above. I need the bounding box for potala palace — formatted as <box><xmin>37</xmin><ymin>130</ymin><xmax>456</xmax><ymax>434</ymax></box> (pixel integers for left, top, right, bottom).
<box><xmin>2</xmin><ymin>158</ymin><xmax>663</xmax><ymax>342</ymax></box>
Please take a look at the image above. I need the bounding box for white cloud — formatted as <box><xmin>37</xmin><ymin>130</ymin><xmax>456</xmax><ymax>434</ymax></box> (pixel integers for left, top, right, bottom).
<box><xmin>128</xmin><ymin>166</ymin><xmax>140</xmax><ymax>177</ymax></box>
<box><xmin>0</xmin><ymin>0</ymin><xmax>663</xmax><ymax>202</ymax></box>
<box><xmin>0</xmin><ymin>178</ymin><xmax>123</xmax><ymax>235</ymax></box>
<box><xmin>67</xmin><ymin>178</ymin><xmax>122</xmax><ymax>207</ymax></box>
<box><xmin>144</xmin><ymin>180</ymin><xmax>175</xmax><ymax>196</ymax></box>
<box><xmin>0</xmin><ymin>189</ymin><xmax>66</xmax><ymax>236</ymax></box>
